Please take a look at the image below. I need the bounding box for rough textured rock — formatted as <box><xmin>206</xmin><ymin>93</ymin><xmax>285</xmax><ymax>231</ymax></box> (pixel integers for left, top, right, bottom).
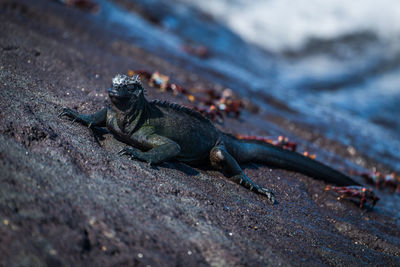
<box><xmin>1</xmin><ymin>0</ymin><xmax>399</xmax><ymax>266</ymax></box>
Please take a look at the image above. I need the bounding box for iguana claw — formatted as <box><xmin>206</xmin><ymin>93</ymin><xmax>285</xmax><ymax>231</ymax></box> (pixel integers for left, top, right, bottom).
<box><xmin>59</xmin><ymin>106</ymin><xmax>98</xmax><ymax>128</ymax></box>
<box><xmin>118</xmin><ymin>148</ymin><xmax>127</xmax><ymax>155</ymax></box>
<box><xmin>59</xmin><ymin>107</ymin><xmax>78</xmax><ymax>121</ymax></box>
<box><xmin>258</xmin><ymin>187</ymin><xmax>275</xmax><ymax>204</ymax></box>
<box><xmin>118</xmin><ymin>147</ymin><xmax>145</xmax><ymax>163</ymax></box>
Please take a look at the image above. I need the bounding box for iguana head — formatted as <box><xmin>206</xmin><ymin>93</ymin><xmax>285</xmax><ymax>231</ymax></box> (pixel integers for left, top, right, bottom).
<box><xmin>108</xmin><ymin>74</ymin><xmax>145</xmax><ymax>108</ymax></box>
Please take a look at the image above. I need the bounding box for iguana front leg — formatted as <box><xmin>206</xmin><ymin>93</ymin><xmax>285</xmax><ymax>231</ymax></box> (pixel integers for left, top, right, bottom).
<box><xmin>59</xmin><ymin>107</ymin><xmax>108</xmax><ymax>128</ymax></box>
<box><xmin>210</xmin><ymin>142</ymin><xmax>275</xmax><ymax>204</ymax></box>
<box><xmin>119</xmin><ymin>134</ymin><xmax>181</xmax><ymax>165</ymax></box>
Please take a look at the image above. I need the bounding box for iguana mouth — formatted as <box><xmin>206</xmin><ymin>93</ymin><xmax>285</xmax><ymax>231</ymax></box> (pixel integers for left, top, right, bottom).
<box><xmin>108</xmin><ymin>87</ymin><xmax>128</xmax><ymax>98</ymax></box>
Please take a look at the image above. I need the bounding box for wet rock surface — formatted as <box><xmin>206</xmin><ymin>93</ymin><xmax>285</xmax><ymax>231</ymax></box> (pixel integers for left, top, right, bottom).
<box><xmin>1</xmin><ymin>0</ymin><xmax>399</xmax><ymax>266</ymax></box>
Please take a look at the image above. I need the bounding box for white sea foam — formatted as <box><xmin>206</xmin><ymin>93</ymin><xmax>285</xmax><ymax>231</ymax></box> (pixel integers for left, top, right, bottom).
<box><xmin>181</xmin><ymin>0</ymin><xmax>400</xmax><ymax>51</ymax></box>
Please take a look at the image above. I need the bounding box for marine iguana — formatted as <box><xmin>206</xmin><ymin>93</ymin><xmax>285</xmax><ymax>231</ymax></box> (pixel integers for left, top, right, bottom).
<box><xmin>59</xmin><ymin>74</ymin><xmax>367</xmax><ymax>205</ymax></box>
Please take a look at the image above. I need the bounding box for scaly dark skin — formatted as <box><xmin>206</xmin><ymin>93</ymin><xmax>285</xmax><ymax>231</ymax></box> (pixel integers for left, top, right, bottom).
<box><xmin>60</xmin><ymin>74</ymin><xmax>368</xmax><ymax>205</ymax></box>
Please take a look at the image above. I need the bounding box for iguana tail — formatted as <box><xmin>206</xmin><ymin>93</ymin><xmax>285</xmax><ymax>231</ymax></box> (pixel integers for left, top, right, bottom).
<box><xmin>223</xmin><ymin>134</ymin><xmax>359</xmax><ymax>186</ymax></box>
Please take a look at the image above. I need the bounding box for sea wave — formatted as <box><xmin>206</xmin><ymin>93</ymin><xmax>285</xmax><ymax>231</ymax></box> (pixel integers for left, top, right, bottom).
<box><xmin>181</xmin><ymin>0</ymin><xmax>400</xmax><ymax>52</ymax></box>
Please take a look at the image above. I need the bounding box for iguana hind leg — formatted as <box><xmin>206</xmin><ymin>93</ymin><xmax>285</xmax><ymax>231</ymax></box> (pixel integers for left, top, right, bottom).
<box><xmin>209</xmin><ymin>142</ymin><xmax>275</xmax><ymax>204</ymax></box>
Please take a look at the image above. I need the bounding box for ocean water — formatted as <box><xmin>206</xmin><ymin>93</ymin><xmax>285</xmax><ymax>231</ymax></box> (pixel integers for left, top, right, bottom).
<box><xmin>181</xmin><ymin>0</ymin><xmax>400</xmax><ymax>52</ymax></box>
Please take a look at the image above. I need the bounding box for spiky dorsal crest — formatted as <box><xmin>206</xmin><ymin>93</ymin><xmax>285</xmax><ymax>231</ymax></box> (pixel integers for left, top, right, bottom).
<box><xmin>151</xmin><ymin>100</ymin><xmax>212</xmax><ymax>124</ymax></box>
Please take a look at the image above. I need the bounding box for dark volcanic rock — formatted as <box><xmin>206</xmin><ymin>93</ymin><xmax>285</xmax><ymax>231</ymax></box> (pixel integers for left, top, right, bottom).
<box><xmin>0</xmin><ymin>0</ymin><xmax>399</xmax><ymax>266</ymax></box>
